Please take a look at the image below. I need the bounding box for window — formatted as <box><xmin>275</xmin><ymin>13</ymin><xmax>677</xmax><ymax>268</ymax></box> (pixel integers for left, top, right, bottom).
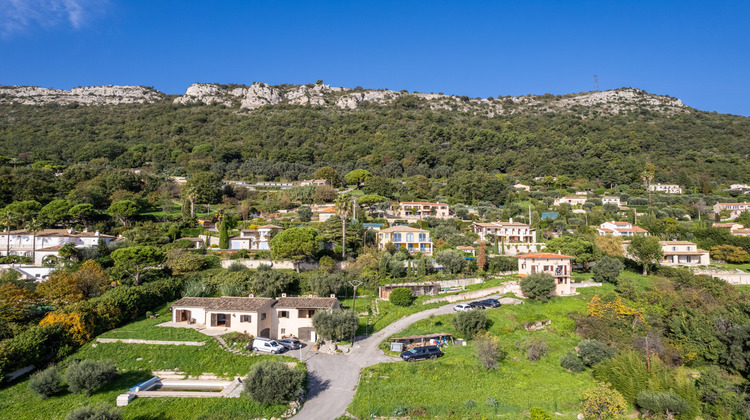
<box><xmin>261</xmin><ymin>313</ymin><xmax>266</xmax><ymax>320</ymax></box>
<box><xmin>393</xmin><ymin>233</ymin><xmax>402</xmax><ymax>242</ymax></box>
<box><xmin>418</xmin><ymin>233</ymin><xmax>426</xmax><ymax>242</ymax></box>
<box><xmin>406</xmin><ymin>233</ymin><xmax>414</xmax><ymax>242</ymax></box>
<box><xmin>279</xmin><ymin>311</ymin><xmax>289</xmax><ymax>318</ymax></box>
<box><xmin>240</xmin><ymin>315</ymin><xmax>251</xmax><ymax>323</ymax></box>
<box><xmin>281</xmin><ymin>328</ymin><xmax>286</xmax><ymax>335</ymax></box>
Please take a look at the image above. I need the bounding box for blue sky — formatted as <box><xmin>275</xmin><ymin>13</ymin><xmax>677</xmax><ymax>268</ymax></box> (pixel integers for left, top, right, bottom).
<box><xmin>1</xmin><ymin>0</ymin><xmax>748</xmax><ymax>115</ymax></box>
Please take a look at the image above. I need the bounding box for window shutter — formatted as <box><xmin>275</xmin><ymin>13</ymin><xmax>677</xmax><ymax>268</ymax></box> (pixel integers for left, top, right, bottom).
<box><xmin>210</xmin><ymin>313</ymin><xmax>217</xmax><ymax>327</ymax></box>
<box><xmin>225</xmin><ymin>315</ymin><xmax>231</xmax><ymax>328</ymax></box>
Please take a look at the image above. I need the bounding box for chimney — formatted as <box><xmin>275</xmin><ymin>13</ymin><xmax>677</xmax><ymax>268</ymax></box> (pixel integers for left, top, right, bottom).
<box><xmin>308</xmin><ymin>294</ymin><xmax>314</xmax><ymax>298</ymax></box>
<box><xmin>67</xmin><ymin>228</ymin><xmax>73</xmax><ymax>234</ymax></box>
<box><xmin>281</xmin><ymin>293</ymin><xmax>287</xmax><ymax>297</ymax></box>
<box><xmin>330</xmin><ymin>294</ymin><xmax>336</xmax><ymax>298</ymax></box>
<box><xmin>509</xmin><ymin>217</ymin><xmax>513</xmax><ymax>224</ymax></box>
<box><xmin>94</xmin><ymin>230</ymin><xmax>100</xmax><ymax>237</ymax></box>
<box><xmin>248</xmin><ymin>293</ymin><xmax>255</xmax><ymax>298</ymax></box>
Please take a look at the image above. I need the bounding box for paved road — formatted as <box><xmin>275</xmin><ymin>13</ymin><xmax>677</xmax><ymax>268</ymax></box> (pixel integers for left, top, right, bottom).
<box><xmin>292</xmin><ymin>302</ymin><xmax>459</xmax><ymax>420</ymax></box>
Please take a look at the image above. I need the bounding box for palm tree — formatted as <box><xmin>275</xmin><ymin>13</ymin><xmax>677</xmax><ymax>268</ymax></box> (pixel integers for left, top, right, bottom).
<box><xmin>24</xmin><ymin>218</ymin><xmax>43</xmax><ymax>266</ymax></box>
<box><xmin>0</xmin><ymin>209</ymin><xmax>16</xmax><ymax>258</ymax></box>
<box><xmin>335</xmin><ymin>196</ymin><xmax>353</xmax><ymax>260</ymax></box>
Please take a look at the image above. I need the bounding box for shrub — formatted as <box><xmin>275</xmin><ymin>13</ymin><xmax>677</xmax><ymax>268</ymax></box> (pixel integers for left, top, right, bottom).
<box><xmin>182</xmin><ymin>278</ymin><xmax>210</xmax><ymax>297</ymax></box>
<box><xmin>243</xmin><ymin>360</ymin><xmax>305</xmax><ymax>404</ymax></box>
<box><xmin>452</xmin><ymin>310</ymin><xmax>490</xmax><ymax>339</ymax></box>
<box><xmin>529</xmin><ymin>407</ymin><xmax>553</xmax><ymax>420</ymax></box>
<box><xmin>578</xmin><ymin>339</ymin><xmax>616</xmax><ymax>367</ymax></box>
<box><xmin>560</xmin><ymin>350</ymin><xmax>586</xmax><ymax>372</ymax></box>
<box><xmin>29</xmin><ymin>365</ymin><xmax>64</xmax><ymax>399</ymax></box>
<box><xmin>581</xmin><ymin>382</ymin><xmax>627</xmax><ymax>420</ymax></box>
<box><xmin>526</xmin><ymin>338</ymin><xmax>548</xmax><ymax>361</ymax></box>
<box><xmin>66</xmin><ymin>403</ymin><xmax>121</xmax><ymax>420</ymax></box>
<box><xmin>389</xmin><ymin>287</ymin><xmax>415</xmax><ymax>307</ymax></box>
<box><xmin>312</xmin><ymin>309</ymin><xmax>358</xmax><ymax>342</ymax></box>
<box><xmin>435</xmin><ymin>249</ymin><xmax>466</xmax><ymax>274</ymax></box>
<box><xmin>592</xmin><ymin>256</ymin><xmax>624</xmax><ymax>284</ymax></box>
<box><xmin>473</xmin><ymin>331</ymin><xmax>501</xmax><ymax>371</ymax></box>
<box><xmin>636</xmin><ymin>390</ymin><xmax>691</xmax><ymax>417</ymax></box>
<box><xmin>65</xmin><ymin>360</ymin><xmax>117</xmax><ymax>397</ymax></box>
<box><xmin>520</xmin><ymin>273</ymin><xmax>556</xmax><ymax>302</ymax></box>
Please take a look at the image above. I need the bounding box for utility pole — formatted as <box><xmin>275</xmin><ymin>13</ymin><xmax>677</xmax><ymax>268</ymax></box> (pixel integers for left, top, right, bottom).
<box><xmin>348</xmin><ymin>278</ymin><xmax>364</xmax><ymax>313</ymax></box>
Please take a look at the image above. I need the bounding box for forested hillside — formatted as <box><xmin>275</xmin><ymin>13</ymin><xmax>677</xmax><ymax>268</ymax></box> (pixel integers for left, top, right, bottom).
<box><xmin>0</xmin><ymin>86</ymin><xmax>748</xmax><ymax>190</ymax></box>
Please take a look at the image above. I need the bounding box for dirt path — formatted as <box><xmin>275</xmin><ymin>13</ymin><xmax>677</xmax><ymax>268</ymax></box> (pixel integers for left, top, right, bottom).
<box><xmin>292</xmin><ymin>301</ymin><xmax>460</xmax><ymax>420</ymax></box>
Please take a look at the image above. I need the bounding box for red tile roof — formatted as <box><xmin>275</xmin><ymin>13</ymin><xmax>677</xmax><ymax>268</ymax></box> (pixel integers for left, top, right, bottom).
<box><xmin>517</xmin><ymin>253</ymin><xmax>574</xmax><ymax>259</ymax></box>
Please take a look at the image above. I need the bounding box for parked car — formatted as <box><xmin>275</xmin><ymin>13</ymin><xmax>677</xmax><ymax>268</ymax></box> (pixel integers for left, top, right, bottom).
<box><xmin>453</xmin><ymin>303</ymin><xmax>473</xmax><ymax>311</ymax></box>
<box><xmin>479</xmin><ymin>298</ymin><xmax>501</xmax><ymax>308</ymax></box>
<box><xmin>400</xmin><ymin>345</ymin><xmax>444</xmax><ymax>362</ymax></box>
<box><xmin>278</xmin><ymin>338</ymin><xmax>301</xmax><ymax>350</ymax></box>
<box><xmin>468</xmin><ymin>301</ymin><xmax>487</xmax><ymax>309</ymax></box>
<box><xmin>250</xmin><ymin>337</ymin><xmax>286</xmax><ymax>354</ymax></box>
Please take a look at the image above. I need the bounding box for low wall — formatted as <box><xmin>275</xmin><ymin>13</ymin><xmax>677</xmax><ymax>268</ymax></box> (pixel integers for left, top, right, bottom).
<box><xmin>695</xmin><ymin>270</ymin><xmax>750</xmax><ymax>285</ymax></box>
<box><xmin>422</xmin><ymin>282</ymin><xmax>522</xmax><ymax>304</ymax></box>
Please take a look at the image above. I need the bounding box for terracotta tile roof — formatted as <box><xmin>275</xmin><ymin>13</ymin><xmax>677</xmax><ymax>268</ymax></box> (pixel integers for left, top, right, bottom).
<box><xmin>399</xmin><ymin>202</ymin><xmax>446</xmax><ymax>206</ymax></box>
<box><xmin>36</xmin><ymin>245</ymin><xmax>64</xmax><ymax>251</ymax></box>
<box><xmin>172</xmin><ymin>297</ymin><xmax>274</xmax><ymax>311</ymax></box>
<box><xmin>716</xmin><ymin>202</ymin><xmax>750</xmax><ymax>206</ymax></box>
<box><xmin>273</xmin><ymin>296</ymin><xmax>339</xmax><ymax>309</ymax></box>
<box><xmin>517</xmin><ymin>253</ymin><xmax>575</xmax><ymax>259</ymax></box>
<box><xmin>456</xmin><ymin>246</ymin><xmax>475</xmax><ymax>250</ymax></box>
<box><xmin>258</xmin><ymin>225</ymin><xmax>283</xmax><ymax>229</ymax></box>
<box><xmin>659</xmin><ymin>241</ymin><xmax>698</xmax><ymax>245</ymax></box>
<box><xmin>319</xmin><ymin>208</ymin><xmax>337</xmax><ymax>213</ymax></box>
<box><xmin>380</xmin><ymin>226</ymin><xmax>428</xmax><ymax>233</ymax></box>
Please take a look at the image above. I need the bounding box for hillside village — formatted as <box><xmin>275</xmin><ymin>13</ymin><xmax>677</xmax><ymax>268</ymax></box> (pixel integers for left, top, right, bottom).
<box><xmin>1</xmin><ymin>86</ymin><xmax>750</xmax><ymax>419</ymax></box>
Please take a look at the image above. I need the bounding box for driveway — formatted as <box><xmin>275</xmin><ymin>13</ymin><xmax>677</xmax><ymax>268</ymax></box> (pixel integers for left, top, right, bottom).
<box><xmin>291</xmin><ymin>301</ymin><xmax>460</xmax><ymax>420</ymax></box>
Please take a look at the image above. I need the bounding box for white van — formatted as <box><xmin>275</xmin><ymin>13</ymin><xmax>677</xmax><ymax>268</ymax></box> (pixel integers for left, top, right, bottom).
<box><xmin>250</xmin><ymin>337</ymin><xmax>286</xmax><ymax>354</ymax></box>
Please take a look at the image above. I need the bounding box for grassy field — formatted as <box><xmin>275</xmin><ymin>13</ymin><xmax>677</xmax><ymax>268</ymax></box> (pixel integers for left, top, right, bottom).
<box><xmin>0</xmin><ymin>302</ymin><xmax>297</xmax><ymax>420</ymax></box>
<box><xmin>348</xmin><ymin>287</ymin><xmax>604</xmax><ymax>418</ymax></box>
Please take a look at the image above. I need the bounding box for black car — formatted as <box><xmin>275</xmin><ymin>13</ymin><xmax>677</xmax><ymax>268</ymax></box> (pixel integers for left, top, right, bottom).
<box><xmin>479</xmin><ymin>298</ymin><xmax>501</xmax><ymax>308</ymax></box>
<box><xmin>468</xmin><ymin>301</ymin><xmax>487</xmax><ymax>309</ymax></box>
<box><xmin>400</xmin><ymin>346</ymin><xmax>444</xmax><ymax>362</ymax></box>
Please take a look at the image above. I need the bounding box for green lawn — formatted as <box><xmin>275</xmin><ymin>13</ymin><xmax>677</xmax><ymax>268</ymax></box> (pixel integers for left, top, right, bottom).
<box><xmin>0</xmin><ymin>301</ymin><xmax>297</xmax><ymax>420</ymax></box>
<box><xmin>349</xmin><ymin>288</ymin><xmax>603</xmax><ymax>418</ymax></box>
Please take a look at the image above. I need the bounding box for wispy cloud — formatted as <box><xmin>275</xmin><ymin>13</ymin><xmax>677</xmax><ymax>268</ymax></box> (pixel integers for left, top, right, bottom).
<box><xmin>0</xmin><ymin>0</ymin><xmax>105</xmax><ymax>37</ymax></box>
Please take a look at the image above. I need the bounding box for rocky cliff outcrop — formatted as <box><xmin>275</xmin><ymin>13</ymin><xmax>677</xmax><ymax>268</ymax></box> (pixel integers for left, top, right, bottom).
<box><xmin>0</xmin><ymin>81</ymin><xmax>687</xmax><ymax>116</ymax></box>
<box><xmin>0</xmin><ymin>85</ymin><xmax>165</xmax><ymax>105</ymax></box>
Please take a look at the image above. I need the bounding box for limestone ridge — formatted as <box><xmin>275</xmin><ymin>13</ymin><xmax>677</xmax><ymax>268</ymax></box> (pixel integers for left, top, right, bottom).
<box><xmin>0</xmin><ymin>82</ymin><xmax>687</xmax><ymax>115</ymax></box>
<box><xmin>0</xmin><ymin>85</ymin><xmax>165</xmax><ymax>105</ymax></box>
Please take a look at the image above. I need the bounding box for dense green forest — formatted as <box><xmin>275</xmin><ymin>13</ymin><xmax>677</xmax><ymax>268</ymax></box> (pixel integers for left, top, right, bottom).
<box><xmin>1</xmin><ymin>95</ymin><xmax>748</xmax><ymax>188</ymax></box>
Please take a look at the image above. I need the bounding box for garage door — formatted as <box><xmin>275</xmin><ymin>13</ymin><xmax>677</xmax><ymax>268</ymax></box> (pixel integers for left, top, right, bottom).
<box><xmin>298</xmin><ymin>327</ymin><xmax>314</xmax><ymax>341</ymax></box>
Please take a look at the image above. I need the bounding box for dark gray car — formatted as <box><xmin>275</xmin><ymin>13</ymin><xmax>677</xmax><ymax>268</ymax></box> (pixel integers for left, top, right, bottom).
<box><xmin>400</xmin><ymin>345</ymin><xmax>443</xmax><ymax>362</ymax></box>
<box><xmin>278</xmin><ymin>338</ymin><xmax>301</xmax><ymax>350</ymax></box>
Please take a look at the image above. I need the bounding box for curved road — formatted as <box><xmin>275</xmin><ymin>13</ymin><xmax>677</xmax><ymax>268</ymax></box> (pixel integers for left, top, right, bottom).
<box><xmin>292</xmin><ymin>302</ymin><xmax>459</xmax><ymax>420</ymax></box>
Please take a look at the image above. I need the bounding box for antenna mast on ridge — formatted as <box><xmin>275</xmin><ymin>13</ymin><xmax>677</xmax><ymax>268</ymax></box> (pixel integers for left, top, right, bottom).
<box><xmin>593</xmin><ymin>74</ymin><xmax>599</xmax><ymax>91</ymax></box>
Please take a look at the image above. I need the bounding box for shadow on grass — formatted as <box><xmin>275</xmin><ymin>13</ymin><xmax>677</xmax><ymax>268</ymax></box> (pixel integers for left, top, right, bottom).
<box><xmin>97</xmin><ymin>370</ymin><xmax>154</xmax><ymax>395</ymax></box>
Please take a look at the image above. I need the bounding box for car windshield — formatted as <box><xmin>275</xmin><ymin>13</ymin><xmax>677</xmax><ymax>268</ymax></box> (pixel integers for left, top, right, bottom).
<box><xmin>270</xmin><ymin>341</ymin><xmax>279</xmax><ymax>346</ymax></box>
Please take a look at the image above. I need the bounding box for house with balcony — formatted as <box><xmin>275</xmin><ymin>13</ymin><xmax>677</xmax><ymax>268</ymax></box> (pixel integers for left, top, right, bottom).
<box><xmin>659</xmin><ymin>241</ymin><xmax>709</xmax><ymax>266</ymax></box>
<box><xmin>713</xmin><ymin>202</ymin><xmax>750</xmax><ymax>220</ymax></box>
<box><xmin>231</xmin><ymin>225</ymin><xmax>282</xmax><ymax>250</ymax></box>
<box><xmin>0</xmin><ymin>229</ymin><xmax>115</xmax><ymax>266</ymax></box>
<box><xmin>171</xmin><ymin>294</ymin><xmax>340</xmax><ymax>341</ymax></box>
<box><xmin>601</xmin><ymin>197</ymin><xmax>622</xmax><ymax>207</ymax></box>
<box><xmin>377</xmin><ymin>226</ymin><xmax>433</xmax><ymax>255</ymax></box>
<box><xmin>649</xmin><ymin>184</ymin><xmax>682</xmax><ymax>194</ymax></box>
<box><xmin>517</xmin><ymin>253</ymin><xmax>574</xmax><ymax>296</ymax></box>
<box><xmin>597</xmin><ymin>221</ymin><xmax>649</xmax><ymax>237</ymax></box>
<box><xmin>390</xmin><ymin>202</ymin><xmax>451</xmax><ymax>219</ymax></box>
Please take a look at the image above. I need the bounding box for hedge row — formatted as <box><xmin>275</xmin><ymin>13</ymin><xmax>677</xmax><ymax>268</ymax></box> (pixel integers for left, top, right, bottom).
<box><xmin>0</xmin><ymin>276</ymin><xmax>185</xmax><ymax>381</ymax></box>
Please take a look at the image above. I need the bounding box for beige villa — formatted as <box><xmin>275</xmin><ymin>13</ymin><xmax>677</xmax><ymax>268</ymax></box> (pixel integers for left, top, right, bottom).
<box><xmin>390</xmin><ymin>202</ymin><xmax>451</xmax><ymax>219</ymax></box>
<box><xmin>517</xmin><ymin>253</ymin><xmax>574</xmax><ymax>296</ymax></box>
<box><xmin>659</xmin><ymin>241</ymin><xmax>709</xmax><ymax>266</ymax></box>
<box><xmin>171</xmin><ymin>294</ymin><xmax>340</xmax><ymax>340</ymax></box>
<box><xmin>377</xmin><ymin>226</ymin><xmax>433</xmax><ymax>255</ymax></box>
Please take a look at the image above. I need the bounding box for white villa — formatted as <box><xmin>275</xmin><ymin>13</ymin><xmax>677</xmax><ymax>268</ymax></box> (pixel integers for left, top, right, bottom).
<box><xmin>649</xmin><ymin>184</ymin><xmax>682</xmax><ymax>194</ymax></box>
<box><xmin>553</xmin><ymin>196</ymin><xmax>587</xmax><ymax>207</ymax></box>
<box><xmin>0</xmin><ymin>229</ymin><xmax>115</xmax><ymax>265</ymax></box>
<box><xmin>472</xmin><ymin>221</ymin><xmax>536</xmax><ymax>243</ymax></box>
<box><xmin>171</xmin><ymin>294</ymin><xmax>340</xmax><ymax>341</ymax></box>
<box><xmin>597</xmin><ymin>221</ymin><xmax>649</xmax><ymax>237</ymax></box>
<box><xmin>300</xmin><ymin>179</ymin><xmax>329</xmax><ymax>187</ymax></box>
<box><xmin>199</xmin><ymin>225</ymin><xmax>282</xmax><ymax>250</ymax></box>
<box><xmin>601</xmin><ymin>197</ymin><xmax>622</xmax><ymax>207</ymax></box>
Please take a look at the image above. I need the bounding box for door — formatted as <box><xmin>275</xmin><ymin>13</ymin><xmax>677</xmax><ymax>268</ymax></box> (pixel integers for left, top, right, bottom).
<box><xmin>259</xmin><ymin>328</ymin><xmax>270</xmax><ymax>338</ymax></box>
<box><xmin>298</xmin><ymin>327</ymin><xmax>314</xmax><ymax>341</ymax></box>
